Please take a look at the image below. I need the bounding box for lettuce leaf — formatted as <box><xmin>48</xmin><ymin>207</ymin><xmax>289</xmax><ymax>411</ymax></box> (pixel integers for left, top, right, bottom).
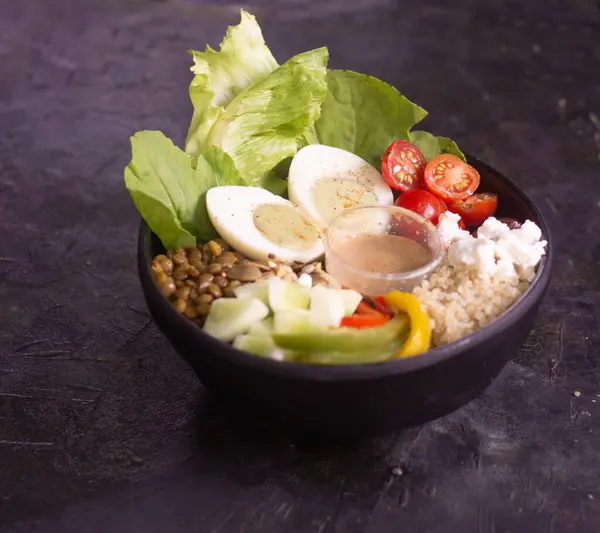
<box><xmin>314</xmin><ymin>70</ymin><xmax>428</xmax><ymax>167</ymax></box>
<box><xmin>124</xmin><ymin>131</ymin><xmax>243</xmax><ymax>250</ymax></box>
<box><xmin>184</xmin><ymin>10</ymin><xmax>328</xmax><ymax>192</ymax></box>
<box><xmin>185</xmin><ymin>10</ymin><xmax>279</xmax><ymax>157</ymax></box>
<box><xmin>205</xmin><ymin>47</ymin><xmax>328</xmax><ymax>189</ymax></box>
<box><xmin>409</xmin><ymin>130</ymin><xmax>466</xmax><ymax>162</ymax></box>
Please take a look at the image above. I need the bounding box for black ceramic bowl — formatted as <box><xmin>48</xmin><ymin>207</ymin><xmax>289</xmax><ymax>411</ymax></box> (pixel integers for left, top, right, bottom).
<box><xmin>138</xmin><ymin>155</ymin><xmax>552</xmax><ymax>438</ymax></box>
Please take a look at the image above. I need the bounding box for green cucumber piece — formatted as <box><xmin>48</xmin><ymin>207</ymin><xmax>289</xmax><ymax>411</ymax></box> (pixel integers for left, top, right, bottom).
<box><xmin>233</xmin><ymin>281</ymin><xmax>269</xmax><ymax>306</ymax></box>
<box><xmin>203</xmin><ymin>297</ymin><xmax>269</xmax><ymax>342</ymax></box>
<box><xmin>268</xmin><ymin>277</ymin><xmax>310</xmax><ymax>312</ymax></box>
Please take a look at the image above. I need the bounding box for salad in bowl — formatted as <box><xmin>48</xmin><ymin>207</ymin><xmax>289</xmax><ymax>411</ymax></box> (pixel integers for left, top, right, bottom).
<box><xmin>126</xmin><ymin>10</ymin><xmax>547</xmax><ymax>366</ymax></box>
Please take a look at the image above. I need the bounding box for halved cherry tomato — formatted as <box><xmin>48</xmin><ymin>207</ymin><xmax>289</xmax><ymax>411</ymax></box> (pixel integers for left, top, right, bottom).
<box><xmin>424</xmin><ymin>154</ymin><xmax>480</xmax><ymax>201</ymax></box>
<box><xmin>341</xmin><ymin>314</ymin><xmax>390</xmax><ymax>329</ymax></box>
<box><xmin>381</xmin><ymin>140</ymin><xmax>427</xmax><ymax>192</ymax></box>
<box><xmin>395</xmin><ymin>189</ymin><xmax>448</xmax><ymax>225</ymax></box>
<box><xmin>448</xmin><ymin>192</ymin><xmax>498</xmax><ymax>227</ymax></box>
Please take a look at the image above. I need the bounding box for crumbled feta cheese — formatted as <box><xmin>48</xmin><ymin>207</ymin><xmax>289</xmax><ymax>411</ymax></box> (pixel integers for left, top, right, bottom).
<box><xmin>448</xmin><ymin>236</ymin><xmax>498</xmax><ymax>276</ymax></box>
<box><xmin>513</xmin><ymin>220</ymin><xmax>542</xmax><ymax>245</ymax></box>
<box><xmin>437</xmin><ymin>212</ymin><xmax>470</xmax><ymax>246</ymax></box>
<box><xmin>477</xmin><ymin>217</ymin><xmax>510</xmax><ymax>240</ymax></box>
<box><xmin>440</xmin><ymin>216</ymin><xmax>546</xmax><ymax>278</ymax></box>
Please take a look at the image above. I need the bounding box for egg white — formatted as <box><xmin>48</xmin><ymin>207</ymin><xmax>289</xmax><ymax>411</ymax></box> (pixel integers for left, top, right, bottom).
<box><xmin>206</xmin><ymin>186</ymin><xmax>325</xmax><ymax>263</ymax></box>
<box><xmin>288</xmin><ymin>144</ymin><xmax>394</xmax><ymax>229</ymax></box>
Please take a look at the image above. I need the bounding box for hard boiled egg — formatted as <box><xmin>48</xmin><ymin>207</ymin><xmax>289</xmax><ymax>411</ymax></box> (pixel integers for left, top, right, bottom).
<box><xmin>206</xmin><ymin>186</ymin><xmax>324</xmax><ymax>263</ymax></box>
<box><xmin>288</xmin><ymin>145</ymin><xmax>394</xmax><ymax>230</ymax></box>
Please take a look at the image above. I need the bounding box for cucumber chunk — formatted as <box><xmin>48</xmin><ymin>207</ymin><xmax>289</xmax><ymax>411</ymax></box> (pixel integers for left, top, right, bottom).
<box><xmin>203</xmin><ymin>298</ymin><xmax>269</xmax><ymax>342</ymax></box>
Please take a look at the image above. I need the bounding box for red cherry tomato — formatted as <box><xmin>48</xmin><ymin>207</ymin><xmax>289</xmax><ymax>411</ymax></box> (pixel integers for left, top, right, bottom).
<box><xmin>424</xmin><ymin>154</ymin><xmax>480</xmax><ymax>201</ymax></box>
<box><xmin>448</xmin><ymin>192</ymin><xmax>498</xmax><ymax>227</ymax></box>
<box><xmin>395</xmin><ymin>189</ymin><xmax>448</xmax><ymax>225</ymax></box>
<box><xmin>382</xmin><ymin>140</ymin><xmax>427</xmax><ymax>192</ymax></box>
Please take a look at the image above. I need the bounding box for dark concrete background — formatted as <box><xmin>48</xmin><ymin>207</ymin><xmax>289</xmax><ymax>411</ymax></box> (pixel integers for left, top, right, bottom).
<box><xmin>1</xmin><ymin>0</ymin><xmax>599</xmax><ymax>531</ymax></box>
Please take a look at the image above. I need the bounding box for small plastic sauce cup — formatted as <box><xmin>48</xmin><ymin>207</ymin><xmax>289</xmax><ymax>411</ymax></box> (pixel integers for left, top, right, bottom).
<box><xmin>322</xmin><ymin>206</ymin><xmax>444</xmax><ymax>297</ymax></box>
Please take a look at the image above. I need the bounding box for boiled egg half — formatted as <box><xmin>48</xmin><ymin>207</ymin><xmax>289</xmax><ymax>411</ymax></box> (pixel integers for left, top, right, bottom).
<box><xmin>206</xmin><ymin>186</ymin><xmax>325</xmax><ymax>263</ymax></box>
<box><xmin>288</xmin><ymin>145</ymin><xmax>394</xmax><ymax>230</ymax></box>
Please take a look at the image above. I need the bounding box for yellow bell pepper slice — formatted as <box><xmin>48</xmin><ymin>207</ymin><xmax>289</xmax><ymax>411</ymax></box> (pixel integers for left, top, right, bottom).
<box><xmin>384</xmin><ymin>291</ymin><xmax>431</xmax><ymax>358</ymax></box>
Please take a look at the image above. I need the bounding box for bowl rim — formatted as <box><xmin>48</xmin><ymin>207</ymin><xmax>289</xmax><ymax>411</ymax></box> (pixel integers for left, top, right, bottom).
<box><xmin>137</xmin><ymin>154</ymin><xmax>553</xmax><ymax>382</ymax></box>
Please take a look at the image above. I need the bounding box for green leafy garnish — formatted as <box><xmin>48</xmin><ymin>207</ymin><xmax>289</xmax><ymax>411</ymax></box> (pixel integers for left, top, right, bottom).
<box><xmin>409</xmin><ymin>130</ymin><xmax>466</xmax><ymax>162</ymax></box>
<box><xmin>314</xmin><ymin>70</ymin><xmax>427</xmax><ymax>167</ymax></box>
<box><xmin>124</xmin><ymin>131</ymin><xmax>242</xmax><ymax>249</ymax></box>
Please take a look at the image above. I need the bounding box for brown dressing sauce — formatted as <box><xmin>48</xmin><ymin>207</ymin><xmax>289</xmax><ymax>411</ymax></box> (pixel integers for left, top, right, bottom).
<box><xmin>333</xmin><ymin>234</ymin><xmax>432</xmax><ymax>274</ymax></box>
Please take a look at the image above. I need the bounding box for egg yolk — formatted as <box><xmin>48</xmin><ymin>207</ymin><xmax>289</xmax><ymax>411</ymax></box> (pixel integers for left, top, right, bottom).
<box><xmin>312</xmin><ymin>178</ymin><xmax>378</xmax><ymax>225</ymax></box>
<box><xmin>253</xmin><ymin>204</ymin><xmax>320</xmax><ymax>249</ymax></box>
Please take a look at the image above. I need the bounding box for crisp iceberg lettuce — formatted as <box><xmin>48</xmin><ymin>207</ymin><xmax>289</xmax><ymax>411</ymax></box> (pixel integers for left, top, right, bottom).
<box><xmin>185</xmin><ymin>11</ymin><xmax>328</xmax><ymax>191</ymax></box>
<box><xmin>185</xmin><ymin>11</ymin><xmax>279</xmax><ymax>157</ymax></box>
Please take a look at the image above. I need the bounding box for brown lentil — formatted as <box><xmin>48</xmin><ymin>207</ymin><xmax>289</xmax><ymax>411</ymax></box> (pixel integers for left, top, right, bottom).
<box><xmin>199</xmin><ymin>273</ymin><xmax>214</xmax><ymax>284</ymax></box>
<box><xmin>173</xmin><ymin>269</ymin><xmax>188</xmax><ymax>281</ymax></box>
<box><xmin>213</xmin><ymin>276</ymin><xmax>229</xmax><ymax>289</ymax></box>
<box><xmin>175</xmin><ymin>287</ymin><xmax>191</xmax><ymax>299</ymax></box>
<box><xmin>196</xmin><ymin>303</ymin><xmax>212</xmax><ymax>315</ymax></box>
<box><xmin>155</xmin><ymin>271</ymin><xmax>168</xmax><ymax>286</ymax></box>
<box><xmin>185</xmin><ymin>279</ymin><xmax>197</xmax><ymax>288</ymax></box>
<box><xmin>206</xmin><ymin>283</ymin><xmax>222</xmax><ymax>298</ymax></box>
<box><xmin>196</xmin><ymin>293</ymin><xmax>214</xmax><ymax>305</ymax></box>
<box><xmin>216</xmin><ymin>252</ymin><xmax>237</xmax><ymax>268</ymax></box>
<box><xmin>174</xmin><ymin>280</ymin><xmax>185</xmax><ymax>288</ymax></box>
<box><xmin>214</xmin><ymin>238</ymin><xmax>229</xmax><ymax>251</ymax></box>
<box><xmin>187</xmin><ymin>266</ymin><xmax>201</xmax><ymax>278</ymax></box>
<box><xmin>208</xmin><ymin>263</ymin><xmax>222</xmax><ymax>274</ymax></box>
<box><xmin>172</xmin><ymin>252</ymin><xmax>187</xmax><ymax>265</ymax></box>
<box><xmin>158</xmin><ymin>257</ymin><xmax>173</xmax><ymax>275</ymax></box>
<box><xmin>184</xmin><ymin>307</ymin><xmax>198</xmax><ymax>319</ymax></box>
<box><xmin>207</xmin><ymin>240</ymin><xmax>222</xmax><ymax>257</ymax></box>
<box><xmin>160</xmin><ymin>281</ymin><xmax>176</xmax><ymax>297</ymax></box>
<box><xmin>174</xmin><ymin>298</ymin><xmax>187</xmax><ymax>314</ymax></box>
<box><xmin>223</xmin><ymin>286</ymin><xmax>237</xmax><ymax>298</ymax></box>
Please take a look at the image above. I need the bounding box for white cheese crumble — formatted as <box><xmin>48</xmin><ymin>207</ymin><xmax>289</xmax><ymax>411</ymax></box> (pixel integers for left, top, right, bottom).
<box><xmin>437</xmin><ymin>212</ymin><xmax>471</xmax><ymax>245</ymax></box>
<box><xmin>439</xmin><ymin>214</ymin><xmax>547</xmax><ymax>278</ymax></box>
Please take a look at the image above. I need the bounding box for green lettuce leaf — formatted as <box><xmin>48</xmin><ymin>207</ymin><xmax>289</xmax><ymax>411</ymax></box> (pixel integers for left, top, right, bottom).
<box><xmin>185</xmin><ymin>10</ymin><xmax>279</xmax><ymax>157</ymax></box>
<box><xmin>437</xmin><ymin>136</ymin><xmax>466</xmax><ymax>160</ymax></box>
<box><xmin>124</xmin><ymin>131</ymin><xmax>243</xmax><ymax>250</ymax></box>
<box><xmin>205</xmin><ymin>47</ymin><xmax>329</xmax><ymax>189</ymax></box>
<box><xmin>314</xmin><ymin>70</ymin><xmax>428</xmax><ymax>167</ymax></box>
<box><xmin>409</xmin><ymin>130</ymin><xmax>466</xmax><ymax>162</ymax></box>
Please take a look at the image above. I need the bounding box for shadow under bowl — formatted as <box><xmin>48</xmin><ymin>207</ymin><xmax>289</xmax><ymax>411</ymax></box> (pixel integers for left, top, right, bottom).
<box><xmin>137</xmin><ymin>155</ymin><xmax>553</xmax><ymax>438</ymax></box>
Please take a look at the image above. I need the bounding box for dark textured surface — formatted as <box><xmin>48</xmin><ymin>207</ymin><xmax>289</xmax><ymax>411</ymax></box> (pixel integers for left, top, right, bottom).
<box><xmin>0</xmin><ymin>0</ymin><xmax>599</xmax><ymax>531</ymax></box>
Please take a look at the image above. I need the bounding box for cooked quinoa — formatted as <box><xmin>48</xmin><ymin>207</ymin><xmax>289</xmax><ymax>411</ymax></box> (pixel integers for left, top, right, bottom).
<box><xmin>413</xmin><ymin>258</ymin><xmax>531</xmax><ymax>346</ymax></box>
